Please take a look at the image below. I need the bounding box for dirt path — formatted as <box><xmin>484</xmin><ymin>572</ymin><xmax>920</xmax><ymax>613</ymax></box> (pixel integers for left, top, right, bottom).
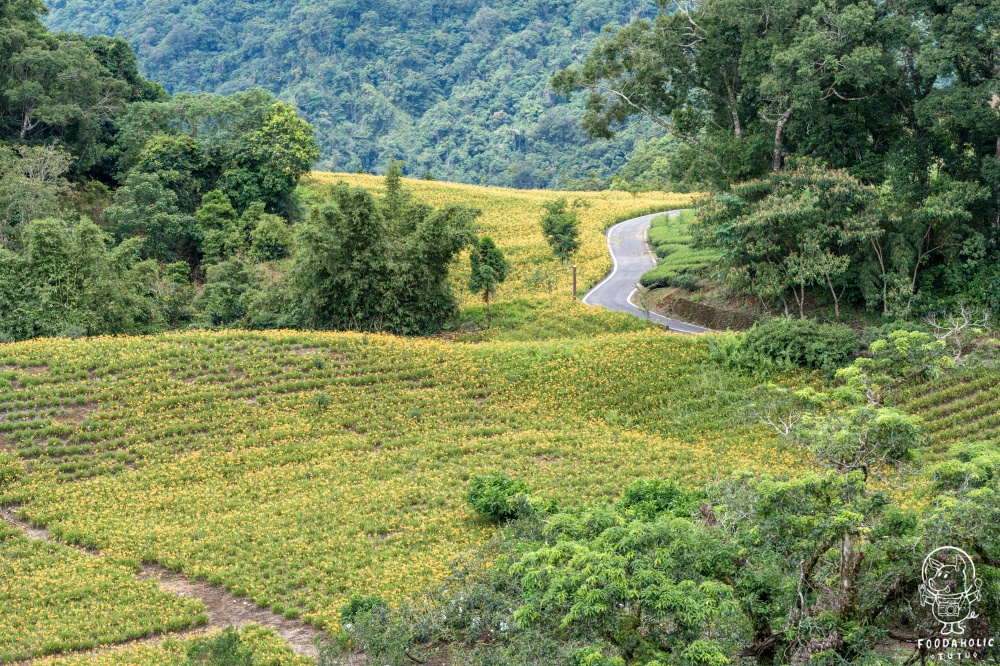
<box><xmin>1</xmin><ymin>506</ymin><xmax>324</xmax><ymax>659</ymax></box>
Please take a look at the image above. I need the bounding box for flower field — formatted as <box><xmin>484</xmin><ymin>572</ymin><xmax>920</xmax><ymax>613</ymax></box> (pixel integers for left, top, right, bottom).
<box><xmin>32</xmin><ymin>625</ymin><xmax>310</xmax><ymax>666</ymax></box>
<box><xmin>0</xmin><ymin>179</ymin><xmax>780</xmax><ymax>663</ymax></box>
<box><xmin>0</xmin><ymin>327</ymin><xmax>804</xmax><ymax>640</ymax></box>
<box><xmin>0</xmin><ymin>524</ymin><xmax>206</xmax><ymax>662</ymax></box>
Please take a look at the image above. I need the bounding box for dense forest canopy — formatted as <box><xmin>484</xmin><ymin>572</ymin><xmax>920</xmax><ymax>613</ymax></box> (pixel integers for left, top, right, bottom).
<box><xmin>42</xmin><ymin>0</ymin><xmax>669</xmax><ymax>187</ymax></box>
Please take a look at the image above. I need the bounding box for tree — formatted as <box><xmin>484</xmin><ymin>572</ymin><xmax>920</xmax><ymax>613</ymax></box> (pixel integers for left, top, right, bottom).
<box><xmin>469</xmin><ymin>236</ymin><xmax>510</xmax><ymax>324</ymax></box>
<box><xmin>540</xmin><ymin>199</ymin><xmax>580</xmax><ymax>263</ymax></box>
<box><xmin>552</xmin><ymin>0</ymin><xmax>919</xmax><ymax>188</ymax></box>
<box><xmin>250</xmin><ymin>214</ymin><xmax>293</xmax><ymax>262</ymax></box>
<box><xmin>693</xmin><ymin>162</ymin><xmax>883</xmax><ymax>317</ymax></box>
<box><xmin>194</xmin><ymin>190</ymin><xmax>239</xmax><ymax>264</ymax></box>
<box><xmin>0</xmin><ymin>217</ymin><xmax>164</xmax><ymax>340</ymax></box>
<box><xmin>112</xmin><ymin>91</ymin><xmax>318</xmax><ymax>215</ymax></box>
<box><xmin>292</xmin><ymin>180</ymin><xmax>477</xmax><ymax>335</ymax></box>
<box><xmin>0</xmin><ymin>145</ymin><xmax>71</xmax><ymax>250</ymax></box>
<box><xmin>104</xmin><ymin>171</ymin><xmax>197</xmax><ymax>262</ymax></box>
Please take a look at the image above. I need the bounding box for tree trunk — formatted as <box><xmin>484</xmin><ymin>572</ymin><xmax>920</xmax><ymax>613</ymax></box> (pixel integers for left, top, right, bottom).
<box><xmin>484</xmin><ymin>289</ymin><xmax>491</xmax><ymax>325</ymax></box>
<box><xmin>870</xmin><ymin>238</ymin><xmax>889</xmax><ymax>316</ymax></box>
<box><xmin>826</xmin><ymin>274</ymin><xmax>841</xmax><ymax>323</ymax></box>
<box><xmin>773</xmin><ymin>107</ymin><xmax>794</xmax><ymax>172</ymax></box>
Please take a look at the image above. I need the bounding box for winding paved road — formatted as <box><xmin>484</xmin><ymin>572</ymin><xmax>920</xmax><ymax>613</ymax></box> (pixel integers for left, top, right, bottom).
<box><xmin>582</xmin><ymin>211</ymin><xmax>708</xmax><ymax>334</ymax></box>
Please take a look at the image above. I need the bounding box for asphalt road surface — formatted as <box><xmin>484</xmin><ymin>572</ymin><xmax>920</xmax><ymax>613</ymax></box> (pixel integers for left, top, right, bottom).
<box><xmin>581</xmin><ymin>211</ymin><xmax>708</xmax><ymax>334</ymax></box>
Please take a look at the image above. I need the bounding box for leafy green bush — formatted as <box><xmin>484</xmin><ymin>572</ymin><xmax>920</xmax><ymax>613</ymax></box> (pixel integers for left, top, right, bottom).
<box><xmin>187</xmin><ymin>627</ymin><xmax>254</xmax><ymax>666</ymax></box>
<box><xmin>711</xmin><ymin>317</ymin><xmax>859</xmax><ymax>377</ymax></box>
<box><xmin>466</xmin><ymin>473</ymin><xmax>532</xmax><ymax>522</ymax></box>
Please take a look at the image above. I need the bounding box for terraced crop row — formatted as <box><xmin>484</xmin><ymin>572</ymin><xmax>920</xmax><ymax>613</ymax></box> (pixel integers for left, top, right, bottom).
<box><xmin>1</xmin><ymin>328</ymin><xmax>803</xmax><ymax>634</ymax></box>
<box><xmin>899</xmin><ymin>366</ymin><xmax>1000</xmax><ymax>455</ymax></box>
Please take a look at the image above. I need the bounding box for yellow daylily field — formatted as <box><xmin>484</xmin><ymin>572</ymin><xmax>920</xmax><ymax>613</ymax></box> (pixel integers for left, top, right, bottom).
<box><xmin>1</xmin><ymin>176</ymin><xmax>791</xmax><ymax>663</ymax></box>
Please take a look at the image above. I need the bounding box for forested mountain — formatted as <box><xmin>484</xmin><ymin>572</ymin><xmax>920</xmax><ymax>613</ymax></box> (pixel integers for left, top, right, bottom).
<box><xmin>43</xmin><ymin>0</ymin><xmax>663</xmax><ymax>187</ymax></box>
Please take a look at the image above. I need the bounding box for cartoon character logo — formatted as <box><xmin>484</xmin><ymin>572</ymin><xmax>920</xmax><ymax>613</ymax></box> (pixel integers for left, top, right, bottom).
<box><xmin>919</xmin><ymin>546</ymin><xmax>983</xmax><ymax>636</ymax></box>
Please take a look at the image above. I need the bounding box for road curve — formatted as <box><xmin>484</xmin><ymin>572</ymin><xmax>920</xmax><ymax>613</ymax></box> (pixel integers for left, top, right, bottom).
<box><xmin>582</xmin><ymin>211</ymin><xmax>708</xmax><ymax>334</ymax></box>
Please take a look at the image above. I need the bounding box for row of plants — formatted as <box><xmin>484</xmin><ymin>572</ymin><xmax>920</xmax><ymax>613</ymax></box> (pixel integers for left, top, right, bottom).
<box><xmin>639</xmin><ymin>211</ymin><xmax>717</xmax><ymax>290</ymax></box>
<box><xmin>0</xmin><ymin>327</ymin><xmax>800</xmax><ymax>636</ymax></box>
<box><xmin>0</xmin><ymin>522</ymin><xmax>207</xmax><ymax>663</ymax></box>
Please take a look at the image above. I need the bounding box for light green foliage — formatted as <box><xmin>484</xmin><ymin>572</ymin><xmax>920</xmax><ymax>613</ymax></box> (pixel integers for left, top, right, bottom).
<box><xmin>0</xmin><ymin>146</ymin><xmax>72</xmax><ymax>250</ymax></box>
<box><xmin>795</xmin><ymin>406</ymin><xmax>925</xmax><ymax>477</ymax></box>
<box><xmin>836</xmin><ymin>330</ymin><xmax>953</xmax><ymax>405</ymax></box>
<box><xmin>640</xmin><ymin>211</ymin><xmax>717</xmax><ymax>290</ymax></box>
<box><xmin>540</xmin><ymin>199</ymin><xmax>581</xmax><ymax>262</ymax></box>
<box><xmin>33</xmin><ymin>626</ymin><xmax>310</xmax><ymax>666</ymax></box>
<box><xmin>0</xmin><ymin>528</ymin><xmax>207</xmax><ymax>663</ymax></box>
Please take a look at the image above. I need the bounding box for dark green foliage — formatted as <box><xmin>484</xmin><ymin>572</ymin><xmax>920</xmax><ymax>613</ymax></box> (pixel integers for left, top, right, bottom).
<box><xmin>45</xmin><ymin>0</ymin><xmax>665</xmax><ymax>188</ymax></box>
<box><xmin>539</xmin><ymin>199</ymin><xmax>580</xmax><ymax>262</ymax></box>
<box><xmin>0</xmin><ymin>218</ymin><xmax>167</xmax><ymax>340</ymax></box>
<box><xmin>292</xmin><ymin>176</ymin><xmax>478</xmax><ymax>335</ymax></box>
<box><xmin>113</xmin><ymin>89</ymin><xmax>319</xmax><ymax>216</ymax></box>
<box><xmin>0</xmin><ymin>2</ymin><xmax>165</xmax><ymax>175</ymax></box>
<box><xmin>469</xmin><ymin>236</ymin><xmax>510</xmax><ymax>321</ymax></box>
<box><xmin>615</xmin><ymin>479</ymin><xmax>695</xmax><ymax>521</ymax></box>
<box><xmin>251</xmin><ymin>215</ymin><xmax>293</xmax><ymax>262</ymax></box>
<box><xmin>104</xmin><ymin>171</ymin><xmax>197</xmax><ymax>262</ymax></box>
<box><xmin>557</xmin><ymin>0</ymin><xmax>1000</xmax><ymax>317</ymax></box>
<box><xmin>195</xmin><ymin>258</ymin><xmax>255</xmax><ymax>327</ymax></box>
<box><xmin>186</xmin><ymin>627</ymin><xmax>254</xmax><ymax>666</ymax></box>
<box><xmin>466</xmin><ymin>473</ymin><xmax>531</xmax><ymax>522</ymax></box>
<box><xmin>340</xmin><ymin>595</ymin><xmax>388</xmax><ymax>624</ymax></box>
<box><xmin>711</xmin><ymin>317</ymin><xmax>860</xmax><ymax>377</ymax></box>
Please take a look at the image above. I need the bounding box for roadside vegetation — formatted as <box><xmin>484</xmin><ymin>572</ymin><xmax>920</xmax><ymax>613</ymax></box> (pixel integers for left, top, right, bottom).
<box><xmin>639</xmin><ymin>210</ymin><xmax>717</xmax><ymax>290</ymax></box>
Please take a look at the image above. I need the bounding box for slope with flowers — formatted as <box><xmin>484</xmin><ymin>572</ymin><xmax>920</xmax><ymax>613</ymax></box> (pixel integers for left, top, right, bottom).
<box><xmin>0</xmin><ymin>180</ymin><xmax>785</xmax><ymax>663</ymax></box>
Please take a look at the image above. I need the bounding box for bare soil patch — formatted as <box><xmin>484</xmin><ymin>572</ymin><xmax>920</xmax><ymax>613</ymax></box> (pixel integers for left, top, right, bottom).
<box><xmin>54</xmin><ymin>405</ymin><xmax>97</xmax><ymax>425</ymax></box>
<box><xmin>141</xmin><ymin>566</ymin><xmax>323</xmax><ymax>658</ymax></box>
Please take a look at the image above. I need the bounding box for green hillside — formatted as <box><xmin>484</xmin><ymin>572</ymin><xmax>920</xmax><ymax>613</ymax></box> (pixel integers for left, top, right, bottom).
<box><xmin>43</xmin><ymin>0</ymin><xmax>663</xmax><ymax>187</ymax></box>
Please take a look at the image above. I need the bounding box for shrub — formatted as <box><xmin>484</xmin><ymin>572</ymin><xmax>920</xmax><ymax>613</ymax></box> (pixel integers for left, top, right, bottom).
<box><xmin>466</xmin><ymin>473</ymin><xmax>532</xmax><ymax>522</ymax></box>
<box><xmin>186</xmin><ymin>627</ymin><xmax>254</xmax><ymax>666</ymax></box>
<box><xmin>616</xmin><ymin>479</ymin><xmax>693</xmax><ymax>520</ymax></box>
<box><xmin>251</xmin><ymin>214</ymin><xmax>293</xmax><ymax>262</ymax></box>
<box><xmin>711</xmin><ymin>317</ymin><xmax>859</xmax><ymax>377</ymax></box>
